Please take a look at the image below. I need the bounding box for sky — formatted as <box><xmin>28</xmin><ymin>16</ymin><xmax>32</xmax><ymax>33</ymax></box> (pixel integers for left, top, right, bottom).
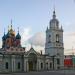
<box><xmin>0</xmin><ymin>0</ymin><xmax>75</xmax><ymax>54</ymax></box>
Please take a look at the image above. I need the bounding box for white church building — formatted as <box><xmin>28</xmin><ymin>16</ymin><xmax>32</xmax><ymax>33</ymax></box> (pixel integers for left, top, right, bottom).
<box><xmin>0</xmin><ymin>9</ymin><xmax>64</xmax><ymax>72</ymax></box>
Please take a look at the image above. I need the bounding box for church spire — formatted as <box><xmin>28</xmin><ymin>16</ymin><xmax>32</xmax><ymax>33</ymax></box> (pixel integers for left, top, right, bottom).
<box><xmin>53</xmin><ymin>8</ymin><xmax>56</xmax><ymax>19</ymax></box>
<box><xmin>2</xmin><ymin>28</ymin><xmax>6</xmax><ymax>41</ymax></box>
<box><xmin>18</xmin><ymin>27</ymin><xmax>19</xmax><ymax>33</ymax></box>
<box><xmin>8</xmin><ymin>25</ymin><xmax>9</xmax><ymax>32</ymax></box>
<box><xmin>10</xmin><ymin>19</ymin><xmax>13</xmax><ymax>30</ymax></box>
<box><xmin>16</xmin><ymin>27</ymin><xmax>21</xmax><ymax>39</ymax></box>
<box><xmin>4</xmin><ymin>28</ymin><xmax>5</xmax><ymax>34</ymax></box>
<box><xmin>52</xmin><ymin>0</ymin><xmax>56</xmax><ymax>19</ymax></box>
<box><xmin>61</xmin><ymin>25</ymin><xmax>63</xmax><ymax>30</ymax></box>
<box><xmin>46</xmin><ymin>26</ymin><xmax>48</xmax><ymax>32</ymax></box>
<box><xmin>11</xmin><ymin>19</ymin><xmax>12</xmax><ymax>25</ymax></box>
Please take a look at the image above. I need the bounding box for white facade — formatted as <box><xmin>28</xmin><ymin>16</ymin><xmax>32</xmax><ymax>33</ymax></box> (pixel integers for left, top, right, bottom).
<box><xmin>45</xmin><ymin>10</ymin><xmax>64</xmax><ymax>69</ymax></box>
<box><xmin>0</xmin><ymin>47</ymin><xmax>53</xmax><ymax>72</ymax></box>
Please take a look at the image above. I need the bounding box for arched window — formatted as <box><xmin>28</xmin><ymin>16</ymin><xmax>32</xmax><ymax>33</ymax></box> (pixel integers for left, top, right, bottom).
<box><xmin>57</xmin><ymin>58</ymin><xmax>60</xmax><ymax>65</ymax></box>
<box><xmin>41</xmin><ymin>63</ymin><xmax>43</xmax><ymax>69</ymax></box>
<box><xmin>56</xmin><ymin>34</ymin><xmax>59</xmax><ymax>42</ymax></box>
<box><xmin>5</xmin><ymin>62</ymin><xmax>8</xmax><ymax>69</ymax></box>
<box><xmin>50</xmin><ymin>63</ymin><xmax>52</xmax><ymax>68</ymax></box>
<box><xmin>48</xmin><ymin>35</ymin><xmax>51</xmax><ymax>43</ymax></box>
<box><xmin>46</xmin><ymin>63</ymin><xmax>48</xmax><ymax>70</ymax></box>
<box><xmin>18</xmin><ymin>62</ymin><xmax>20</xmax><ymax>69</ymax></box>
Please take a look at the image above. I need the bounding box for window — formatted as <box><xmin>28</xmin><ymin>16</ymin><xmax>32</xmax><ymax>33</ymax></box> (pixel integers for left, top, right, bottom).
<box><xmin>48</xmin><ymin>41</ymin><xmax>51</xmax><ymax>43</ymax></box>
<box><xmin>57</xmin><ymin>66</ymin><xmax>60</xmax><ymax>69</ymax></box>
<box><xmin>50</xmin><ymin>63</ymin><xmax>52</xmax><ymax>68</ymax></box>
<box><xmin>48</xmin><ymin>35</ymin><xmax>51</xmax><ymax>43</ymax></box>
<box><xmin>41</xmin><ymin>63</ymin><xmax>43</xmax><ymax>69</ymax></box>
<box><xmin>46</xmin><ymin>63</ymin><xmax>48</xmax><ymax>70</ymax></box>
<box><xmin>49</xmin><ymin>35</ymin><xmax>51</xmax><ymax>37</ymax></box>
<box><xmin>57</xmin><ymin>59</ymin><xmax>60</xmax><ymax>65</ymax></box>
<box><xmin>56</xmin><ymin>34</ymin><xmax>59</xmax><ymax>42</ymax></box>
<box><xmin>57</xmin><ymin>53</ymin><xmax>59</xmax><ymax>56</ymax></box>
<box><xmin>6</xmin><ymin>62</ymin><xmax>8</xmax><ymax>69</ymax></box>
<box><xmin>18</xmin><ymin>62</ymin><xmax>20</xmax><ymax>69</ymax></box>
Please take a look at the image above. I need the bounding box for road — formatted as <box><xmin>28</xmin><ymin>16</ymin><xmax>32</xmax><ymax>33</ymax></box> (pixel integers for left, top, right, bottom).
<box><xmin>0</xmin><ymin>70</ymin><xmax>75</xmax><ymax>75</ymax></box>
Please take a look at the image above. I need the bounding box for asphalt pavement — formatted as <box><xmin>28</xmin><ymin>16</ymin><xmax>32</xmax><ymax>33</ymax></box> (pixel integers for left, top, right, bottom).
<box><xmin>0</xmin><ymin>70</ymin><xmax>75</xmax><ymax>75</ymax></box>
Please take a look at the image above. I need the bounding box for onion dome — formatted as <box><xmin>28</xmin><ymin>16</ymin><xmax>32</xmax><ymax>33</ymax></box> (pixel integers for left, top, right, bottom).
<box><xmin>9</xmin><ymin>29</ymin><xmax>15</xmax><ymax>36</ymax></box>
<box><xmin>2</xmin><ymin>29</ymin><xmax>6</xmax><ymax>40</ymax></box>
<box><xmin>8</xmin><ymin>20</ymin><xmax>15</xmax><ymax>36</ymax></box>
<box><xmin>16</xmin><ymin>33</ymin><xmax>21</xmax><ymax>39</ymax></box>
<box><xmin>9</xmin><ymin>25</ymin><xmax>15</xmax><ymax>36</ymax></box>
<box><xmin>6</xmin><ymin>32</ymin><xmax>10</xmax><ymax>38</ymax></box>
<box><xmin>5</xmin><ymin>25</ymin><xmax>11</xmax><ymax>38</ymax></box>
<box><xmin>16</xmin><ymin>27</ymin><xmax>21</xmax><ymax>39</ymax></box>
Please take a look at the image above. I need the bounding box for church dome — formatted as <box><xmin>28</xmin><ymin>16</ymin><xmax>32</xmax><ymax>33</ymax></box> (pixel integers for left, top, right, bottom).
<box><xmin>16</xmin><ymin>33</ymin><xmax>21</xmax><ymax>39</ymax></box>
<box><xmin>50</xmin><ymin>18</ymin><xmax>59</xmax><ymax>25</ymax></box>
<box><xmin>6</xmin><ymin>32</ymin><xmax>10</xmax><ymax>38</ymax></box>
<box><xmin>8</xmin><ymin>25</ymin><xmax>15</xmax><ymax>36</ymax></box>
<box><xmin>50</xmin><ymin>10</ymin><xmax>59</xmax><ymax>29</ymax></box>
<box><xmin>2</xmin><ymin>34</ymin><xmax>6</xmax><ymax>40</ymax></box>
<box><xmin>9</xmin><ymin>29</ymin><xmax>15</xmax><ymax>36</ymax></box>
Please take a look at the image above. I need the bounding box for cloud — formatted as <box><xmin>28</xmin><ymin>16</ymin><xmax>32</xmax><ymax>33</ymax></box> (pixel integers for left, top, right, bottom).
<box><xmin>21</xmin><ymin>29</ymin><xmax>45</xmax><ymax>52</ymax></box>
<box><xmin>21</xmin><ymin>27</ymin><xmax>32</xmax><ymax>47</ymax></box>
<box><xmin>33</xmin><ymin>45</ymin><xmax>45</xmax><ymax>54</ymax></box>
<box><xmin>28</xmin><ymin>32</ymin><xmax>45</xmax><ymax>47</ymax></box>
<box><xmin>64</xmin><ymin>32</ymin><xmax>75</xmax><ymax>49</ymax></box>
<box><xmin>64</xmin><ymin>32</ymin><xmax>75</xmax><ymax>55</ymax></box>
<box><xmin>27</xmin><ymin>32</ymin><xmax>45</xmax><ymax>53</ymax></box>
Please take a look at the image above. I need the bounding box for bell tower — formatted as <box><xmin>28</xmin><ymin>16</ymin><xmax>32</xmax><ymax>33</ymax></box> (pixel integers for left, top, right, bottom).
<box><xmin>45</xmin><ymin>9</ymin><xmax>64</xmax><ymax>69</ymax></box>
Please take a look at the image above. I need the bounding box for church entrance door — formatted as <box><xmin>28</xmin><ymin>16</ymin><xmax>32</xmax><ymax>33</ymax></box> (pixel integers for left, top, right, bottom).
<box><xmin>29</xmin><ymin>61</ymin><xmax>33</xmax><ymax>71</ymax></box>
<box><xmin>28</xmin><ymin>53</ymin><xmax>37</xmax><ymax>71</ymax></box>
